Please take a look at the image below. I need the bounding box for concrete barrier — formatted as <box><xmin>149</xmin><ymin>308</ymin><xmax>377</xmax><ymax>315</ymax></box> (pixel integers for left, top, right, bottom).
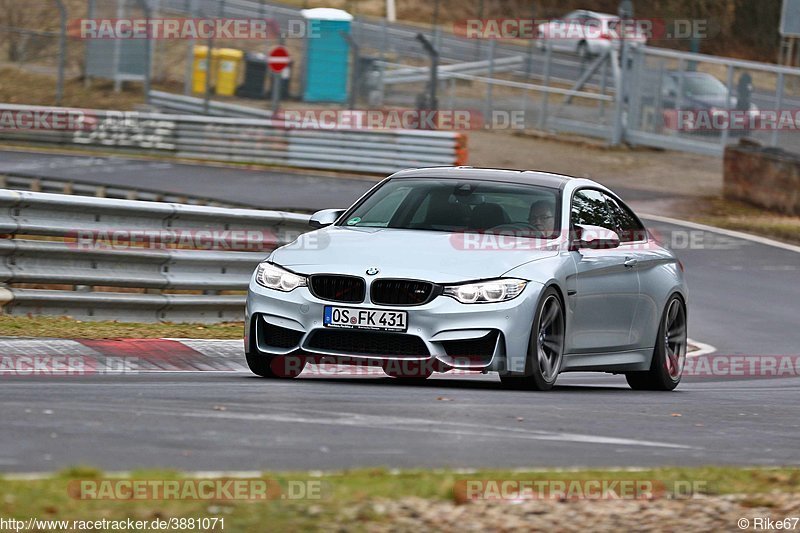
<box><xmin>724</xmin><ymin>139</ymin><xmax>800</xmax><ymax>216</ymax></box>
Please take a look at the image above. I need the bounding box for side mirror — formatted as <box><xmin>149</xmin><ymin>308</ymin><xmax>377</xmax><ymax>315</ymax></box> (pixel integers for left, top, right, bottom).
<box><xmin>570</xmin><ymin>224</ymin><xmax>621</xmax><ymax>250</ymax></box>
<box><xmin>309</xmin><ymin>209</ymin><xmax>345</xmax><ymax>229</ymax></box>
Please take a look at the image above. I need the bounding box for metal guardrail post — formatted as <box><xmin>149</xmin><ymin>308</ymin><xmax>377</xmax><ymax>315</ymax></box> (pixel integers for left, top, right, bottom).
<box><xmin>485</xmin><ymin>39</ymin><xmax>495</xmax><ymax>125</ymax></box>
<box><xmin>538</xmin><ymin>42</ymin><xmax>552</xmax><ymax>129</ymax></box>
<box><xmin>203</xmin><ymin>11</ymin><xmax>214</xmax><ymax>114</ymax></box>
<box><xmin>134</xmin><ymin>0</ymin><xmax>153</xmax><ymax>105</ymax></box>
<box><xmin>342</xmin><ymin>32</ymin><xmax>361</xmax><ymax>109</ymax></box>
<box><xmin>415</xmin><ymin>33</ymin><xmax>439</xmax><ymax>112</ymax></box>
<box><xmin>611</xmin><ymin>46</ymin><xmax>626</xmax><ymax>145</ymax></box>
<box><xmin>524</xmin><ymin>4</ymin><xmax>536</xmax><ymax>78</ymax></box>
<box><xmin>611</xmin><ymin>0</ymin><xmax>634</xmax><ymax>146</ymax></box>
<box><xmin>675</xmin><ymin>57</ymin><xmax>686</xmax><ymax>128</ymax></box>
<box><xmin>54</xmin><ymin>0</ymin><xmax>67</xmax><ymax>106</ymax></box>
<box><xmin>771</xmin><ymin>72</ymin><xmax>785</xmax><ymax>148</ymax></box>
<box><xmin>628</xmin><ymin>47</ymin><xmax>647</xmax><ymax>130</ymax></box>
<box><xmin>720</xmin><ymin>65</ymin><xmax>734</xmax><ymax>149</ymax></box>
<box><xmin>599</xmin><ymin>52</ymin><xmax>609</xmax><ymax>118</ymax></box>
<box><xmin>183</xmin><ymin>0</ymin><xmax>196</xmax><ymax>96</ymax></box>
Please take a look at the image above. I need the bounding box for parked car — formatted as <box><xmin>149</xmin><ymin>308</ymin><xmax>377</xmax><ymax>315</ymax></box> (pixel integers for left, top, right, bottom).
<box><xmin>656</xmin><ymin>71</ymin><xmax>760</xmax><ymax>133</ymax></box>
<box><xmin>244</xmin><ymin>167</ymin><xmax>688</xmax><ymax>391</ymax></box>
<box><xmin>537</xmin><ymin>10</ymin><xmax>648</xmax><ymax>58</ymax></box>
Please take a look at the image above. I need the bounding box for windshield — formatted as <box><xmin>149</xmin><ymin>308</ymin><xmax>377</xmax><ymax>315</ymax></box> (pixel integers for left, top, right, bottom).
<box><xmin>339</xmin><ymin>178</ymin><xmax>561</xmax><ymax>238</ymax></box>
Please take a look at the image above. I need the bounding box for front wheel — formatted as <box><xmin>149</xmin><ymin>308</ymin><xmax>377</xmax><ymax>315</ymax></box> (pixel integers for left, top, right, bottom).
<box><xmin>500</xmin><ymin>287</ymin><xmax>565</xmax><ymax>391</ymax></box>
<box><xmin>626</xmin><ymin>295</ymin><xmax>687</xmax><ymax>391</ymax></box>
<box><xmin>246</xmin><ymin>353</ymin><xmax>306</xmax><ymax>379</ymax></box>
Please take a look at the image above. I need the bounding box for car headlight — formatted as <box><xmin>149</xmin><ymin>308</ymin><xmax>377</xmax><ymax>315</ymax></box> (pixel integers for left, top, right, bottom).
<box><xmin>254</xmin><ymin>262</ymin><xmax>307</xmax><ymax>292</ymax></box>
<box><xmin>443</xmin><ymin>278</ymin><xmax>527</xmax><ymax>304</ymax></box>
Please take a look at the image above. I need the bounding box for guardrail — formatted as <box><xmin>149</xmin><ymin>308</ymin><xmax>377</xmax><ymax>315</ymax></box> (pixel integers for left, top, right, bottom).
<box><xmin>0</xmin><ymin>102</ymin><xmax>468</xmax><ymax>175</ymax></box>
<box><xmin>0</xmin><ymin>189</ymin><xmax>312</xmax><ymax>323</ymax></box>
<box><xmin>149</xmin><ymin>90</ymin><xmax>274</xmax><ymax>119</ymax></box>
<box><xmin>0</xmin><ymin>173</ymin><xmax>239</xmax><ymax>207</ymax></box>
<box><xmin>382</xmin><ymin>56</ymin><xmax>526</xmax><ymax>85</ymax></box>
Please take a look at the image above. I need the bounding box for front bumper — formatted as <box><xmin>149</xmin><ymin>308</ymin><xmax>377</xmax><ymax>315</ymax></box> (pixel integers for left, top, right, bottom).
<box><xmin>245</xmin><ymin>278</ymin><xmax>542</xmax><ymax>372</ymax></box>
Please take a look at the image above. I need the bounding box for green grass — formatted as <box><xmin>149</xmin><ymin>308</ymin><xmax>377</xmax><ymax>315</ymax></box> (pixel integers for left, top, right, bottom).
<box><xmin>688</xmin><ymin>197</ymin><xmax>800</xmax><ymax>246</ymax></box>
<box><xmin>0</xmin><ymin>467</ymin><xmax>798</xmax><ymax>532</ymax></box>
<box><xmin>0</xmin><ymin>315</ymin><xmax>244</xmax><ymax>339</ymax></box>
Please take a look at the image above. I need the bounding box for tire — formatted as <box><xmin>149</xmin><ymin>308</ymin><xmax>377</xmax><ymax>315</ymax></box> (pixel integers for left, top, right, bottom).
<box><xmin>626</xmin><ymin>295</ymin><xmax>687</xmax><ymax>391</ymax></box>
<box><xmin>246</xmin><ymin>352</ymin><xmax>306</xmax><ymax>379</ymax></box>
<box><xmin>577</xmin><ymin>41</ymin><xmax>589</xmax><ymax>61</ymax></box>
<box><xmin>500</xmin><ymin>287</ymin><xmax>565</xmax><ymax>391</ymax></box>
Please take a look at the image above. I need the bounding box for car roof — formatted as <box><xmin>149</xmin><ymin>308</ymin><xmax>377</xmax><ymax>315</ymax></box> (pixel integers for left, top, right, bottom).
<box><xmin>667</xmin><ymin>70</ymin><xmax>716</xmax><ymax>78</ymax></box>
<box><xmin>569</xmin><ymin>10</ymin><xmax>618</xmax><ymax>20</ymax></box>
<box><xmin>387</xmin><ymin>167</ymin><xmax>577</xmax><ymax>190</ymax></box>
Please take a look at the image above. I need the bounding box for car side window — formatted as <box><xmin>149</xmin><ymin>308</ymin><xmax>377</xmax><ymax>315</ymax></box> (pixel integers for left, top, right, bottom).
<box><xmin>604</xmin><ymin>194</ymin><xmax>647</xmax><ymax>242</ymax></box>
<box><xmin>584</xmin><ymin>16</ymin><xmax>601</xmax><ymax>30</ymax></box>
<box><xmin>571</xmin><ymin>189</ymin><xmax>616</xmax><ymax>231</ymax></box>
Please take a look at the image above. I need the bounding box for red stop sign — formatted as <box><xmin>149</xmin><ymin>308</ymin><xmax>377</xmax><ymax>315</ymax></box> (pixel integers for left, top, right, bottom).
<box><xmin>267</xmin><ymin>46</ymin><xmax>291</xmax><ymax>73</ymax></box>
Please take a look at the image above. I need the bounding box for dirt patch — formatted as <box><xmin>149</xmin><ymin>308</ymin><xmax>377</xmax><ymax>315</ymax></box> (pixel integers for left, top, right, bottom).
<box><xmin>0</xmin><ymin>65</ymin><xmax>181</xmax><ymax>110</ymax></box>
<box><xmin>467</xmin><ymin>129</ymin><xmax>722</xmax><ymax>199</ymax></box>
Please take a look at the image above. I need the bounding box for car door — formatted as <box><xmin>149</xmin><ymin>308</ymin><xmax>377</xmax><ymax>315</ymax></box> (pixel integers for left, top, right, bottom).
<box><xmin>566</xmin><ymin>189</ymin><xmax>640</xmax><ymax>354</ymax></box>
<box><xmin>556</xmin><ymin>12</ymin><xmax>581</xmax><ymax>51</ymax></box>
<box><xmin>603</xmin><ymin>193</ymin><xmax>661</xmax><ymax>350</ymax></box>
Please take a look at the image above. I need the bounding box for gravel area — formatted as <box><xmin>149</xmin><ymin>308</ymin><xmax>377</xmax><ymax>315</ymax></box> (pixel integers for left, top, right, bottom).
<box><xmin>334</xmin><ymin>493</ymin><xmax>800</xmax><ymax>532</ymax></box>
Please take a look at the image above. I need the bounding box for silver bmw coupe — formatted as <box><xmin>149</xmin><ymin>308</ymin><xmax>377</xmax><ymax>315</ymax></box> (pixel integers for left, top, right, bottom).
<box><xmin>245</xmin><ymin>167</ymin><xmax>688</xmax><ymax>391</ymax></box>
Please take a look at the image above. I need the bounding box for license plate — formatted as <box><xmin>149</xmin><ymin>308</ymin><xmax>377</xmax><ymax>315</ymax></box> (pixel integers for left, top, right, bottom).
<box><xmin>323</xmin><ymin>306</ymin><xmax>408</xmax><ymax>332</ymax></box>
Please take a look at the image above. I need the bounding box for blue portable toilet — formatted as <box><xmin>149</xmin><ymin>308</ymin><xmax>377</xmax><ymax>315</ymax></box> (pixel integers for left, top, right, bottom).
<box><xmin>301</xmin><ymin>8</ymin><xmax>353</xmax><ymax>103</ymax></box>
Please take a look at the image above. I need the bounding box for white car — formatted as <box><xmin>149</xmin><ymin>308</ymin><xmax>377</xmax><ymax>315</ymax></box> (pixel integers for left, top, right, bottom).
<box><xmin>244</xmin><ymin>168</ymin><xmax>688</xmax><ymax>391</ymax></box>
<box><xmin>537</xmin><ymin>10</ymin><xmax>648</xmax><ymax>59</ymax></box>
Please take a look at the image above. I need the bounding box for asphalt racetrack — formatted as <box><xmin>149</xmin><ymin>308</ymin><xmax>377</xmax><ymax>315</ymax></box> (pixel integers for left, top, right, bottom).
<box><xmin>1</xmin><ymin>149</ymin><xmax>798</xmax><ymax>473</ymax></box>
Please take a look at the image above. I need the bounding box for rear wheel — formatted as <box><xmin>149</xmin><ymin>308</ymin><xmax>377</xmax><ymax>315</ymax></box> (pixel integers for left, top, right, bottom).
<box><xmin>246</xmin><ymin>353</ymin><xmax>306</xmax><ymax>379</ymax></box>
<box><xmin>500</xmin><ymin>287</ymin><xmax>564</xmax><ymax>391</ymax></box>
<box><xmin>626</xmin><ymin>295</ymin><xmax>687</xmax><ymax>391</ymax></box>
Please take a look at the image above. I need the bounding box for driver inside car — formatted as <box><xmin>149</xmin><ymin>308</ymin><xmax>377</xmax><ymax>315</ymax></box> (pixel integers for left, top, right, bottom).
<box><xmin>529</xmin><ymin>200</ymin><xmax>556</xmax><ymax>236</ymax></box>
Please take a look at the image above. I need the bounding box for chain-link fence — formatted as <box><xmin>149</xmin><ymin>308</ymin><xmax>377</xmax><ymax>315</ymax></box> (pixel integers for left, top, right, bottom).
<box><xmin>3</xmin><ymin>0</ymin><xmax>799</xmax><ymax>156</ymax></box>
<box><xmin>625</xmin><ymin>46</ymin><xmax>800</xmax><ymax>155</ymax></box>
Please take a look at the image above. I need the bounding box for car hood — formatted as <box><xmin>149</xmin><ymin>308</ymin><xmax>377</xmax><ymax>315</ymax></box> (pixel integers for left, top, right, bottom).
<box><xmin>270</xmin><ymin>226</ymin><xmax>559</xmax><ymax>283</ymax></box>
